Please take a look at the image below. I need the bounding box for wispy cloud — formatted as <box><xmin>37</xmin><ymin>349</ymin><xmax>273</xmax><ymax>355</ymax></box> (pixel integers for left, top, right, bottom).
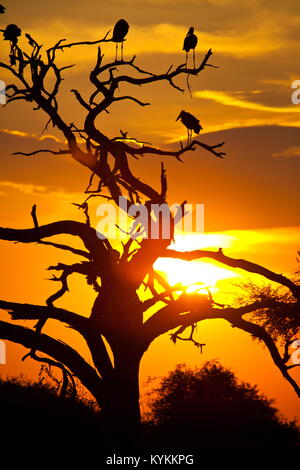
<box><xmin>0</xmin><ymin>181</ymin><xmax>83</xmax><ymax>200</ymax></box>
<box><xmin>160</xmin><ymin>118</ymin><xmax>300</xmax><ymax>143</ymax></box>
<box><xmin>23</xmin><ymin>20</ymin><xmax>284</xmax><ymax>63</ymax></box>
<box><xmin>272</xmin><ymin>146</ymin><xmax>300</xmax><ymax>158</ymax></box>
<box><xmin>0</xmin><ymin>181</ymin><xmax>48</xmax><ymax>196</ymax></box>
<box><xmin>0</xmin><ymin>128</ymin><xmax>63</xmax><ymax>143</ymax></box>
<box><xmin>194</xmin><ymin>90</ymin><xmax>300</xmax><ymax>114</ymax></box>
<box><xmin>259</xmin><ymin>78</ymin><xmax>295</xmax><ymax>87</ymax></box>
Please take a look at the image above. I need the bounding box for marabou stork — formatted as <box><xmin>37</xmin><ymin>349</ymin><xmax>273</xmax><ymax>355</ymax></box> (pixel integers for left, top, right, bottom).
<box><xmin>176</xmin><ymin>110</ymin><xmax>202</xmax><ymax>146</ymax></box>
<box><xmin>3</xmin><ymin>24</ymin><xmax>21</xmax><ymax>44</ymax></box>
<box><xmin>183</xmin><ymin>26</ymin><xmax>198</xmax><ymax>69</ymax></box>
<box><xmin>112</xmin><ymin>19</ymin><xmax>129</xmax><ymax>62</ymax></box>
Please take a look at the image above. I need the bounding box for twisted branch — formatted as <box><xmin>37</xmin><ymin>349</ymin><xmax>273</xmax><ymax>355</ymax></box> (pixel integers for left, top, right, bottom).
<box><xmin>0</xmin><ymin>320</ymin><xmax>104</xmax><ymax>403</ymax></box>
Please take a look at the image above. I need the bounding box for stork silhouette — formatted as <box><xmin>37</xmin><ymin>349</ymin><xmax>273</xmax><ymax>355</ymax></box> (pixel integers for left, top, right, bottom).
<box><xmin>3</xmin><ymin>24</ymin><xmax>21</xmax><ymax>44</ymax></box>
<box><xmin>176</xmin><ymin>110</ymin><xmax>202</xmax><ymax>146</ymax></box>
<box><xmin>0</xmin><ymin>4</ymin><xmax>5</xmax><ymax>13</ymax></box>
<box><xmin>2</xmin><ymin>24</ymin><xmax>21</xmax><ymax>65</ymax></box>
<box><xmin>112</xmin><ymin>19</ymin><xmax>129</xmax><ymax>62</ymax></box>
<box><xmin>183</xmin><ymin>26</ymin><xmax>198</xmax><ymax>69</ymax></box>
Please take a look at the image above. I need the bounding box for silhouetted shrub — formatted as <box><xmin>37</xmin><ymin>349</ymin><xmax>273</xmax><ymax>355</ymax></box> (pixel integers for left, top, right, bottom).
<box><xmin>146</xmin><ymin>361</ymin><xmax>300</xmax><ymax>449</ymax></box>
<box><xmin>0</xmin><ymin>376</ymin><xmax>103</xmax><ymax>447</ymax></box>
<box><xmin>1</xmin><ymin>363</ymin><xmax>299</xmax><ymax>450</ymax></box>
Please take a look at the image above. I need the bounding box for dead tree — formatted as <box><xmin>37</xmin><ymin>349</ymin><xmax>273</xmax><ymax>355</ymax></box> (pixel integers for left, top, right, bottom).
<box><xmin>0</xmin><ymin>23</ymin><xmax>299</xmax><ymax>441</ymax></box>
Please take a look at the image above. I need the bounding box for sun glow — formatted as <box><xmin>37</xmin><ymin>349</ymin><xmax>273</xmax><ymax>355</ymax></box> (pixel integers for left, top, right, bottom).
<box><xmin>154</xmin><ymin>258</ymin><xmax>240</xmax><ymax>294</ymax></box>
<box><xmin>154</xmin><ymin>233</ymin><xmax>241</xmax><ymax>293</ymax></box>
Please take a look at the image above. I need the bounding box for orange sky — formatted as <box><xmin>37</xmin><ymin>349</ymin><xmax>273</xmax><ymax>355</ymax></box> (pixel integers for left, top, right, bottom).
<box><xmin>0</xmin><ymin>0</ymin><xmax>299</xmax><ymax>422</ymax></box>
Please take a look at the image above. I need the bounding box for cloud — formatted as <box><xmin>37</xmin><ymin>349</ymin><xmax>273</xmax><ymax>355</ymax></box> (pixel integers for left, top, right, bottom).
<box><xmin>259</xmin><ymin>78</ymin><xmax>295</xmax><ymax>87</ymax></box>
<box><xmin>0</xmin><ymin>181</ymin><xmax>83</xmax><ymax>200</ymax></box>
<box><xmin>169</xmin><ymin>226</ymin><xmax>300</xmax><ymax>261</ymax></box>
<box><xmin>0</xmin><ymin>181</ymin><xmax>48</xmax><ymax>196</ymax></box>
<box><xmin>159</xmin><ymin>119</ymin><xmax>300</xmax><ymax>143</ymax></box>
<box><xmin>272</xmin><ymin>146</ymin><xmax>300</xmax><ymax>158</ymax></box>
<box><xmin>194</xmin><ymin>90</ymin><xmax>300</xmax><ymax>114</ymax></box>
<box><xmin>20</xmin><ymin>20</ymin><xmax>284</xmax><ymax>64</ymax></box>
<box><xmin>0</xmin><ymin>128</ymin><xmax>63</xmax><ymax>143</ymax></box>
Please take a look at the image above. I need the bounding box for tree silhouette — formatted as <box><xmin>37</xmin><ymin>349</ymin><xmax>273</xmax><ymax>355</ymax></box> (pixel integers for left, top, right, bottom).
<box><xmin>147</xmin><ymin>361</ymin><xmax>299</xmax><ymax>449</ymax></box>
<box><xmin>0</xmin><ymin>15</ymin><xmax>299</xmax><ymax>445</ymax></box>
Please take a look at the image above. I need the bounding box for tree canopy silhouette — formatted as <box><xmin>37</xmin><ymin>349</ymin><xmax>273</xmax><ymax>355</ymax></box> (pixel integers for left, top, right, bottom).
<box><xmin>0</xmin><ymin>12</ymin><xmax>299</xmax><ymax>446</ymax></box>
<box><xmin>147</xmin><ymin>361</ymin><xmax>299</xmax><ymax>449</ymax></box>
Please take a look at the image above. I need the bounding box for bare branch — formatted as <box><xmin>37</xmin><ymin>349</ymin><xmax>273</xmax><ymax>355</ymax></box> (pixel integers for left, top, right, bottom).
<box><xmin>22</xmin><ymin>350</ymin><xmax>75</xmax><ymax>399</ymax></box>
<box><xmin>109</xmin><ymin>49</ymin><xmax>214</xmax><ymax>94</ymax></box>
<box><xmin>71</xmin><ymin>89</ymin><xmax>91</xmax><ymax>111</ymax></box>
<box><xmin>46</xmin><ymin>261</ymin><xmax>96</xmax><ymax>306</ymax></box>
<box><xmin>161</xmin><ymin>249</ymin><xmax>300</xmax><ymax>299</ymax></box>
<box><xmin>143</xmin><ymin>298</ymin><xmax>292</xmax><ymax>346</ymax></box>
<box><xmin>0</xmin><ymin>300</ymin><xmax>88</xmax><ymax>331</ymax></box>
<box><xmin>31</xmin><ymin>204</ymin><xmax>39</xmax><ymax>229</ymax></box>
<box><xmin>228</xmin><ymin>315</ymin><xmax>300</xmax><ymax>398</ymax></box>
<box><xmin>170</xmin><ymin>323</ymin><xmax>206</xmax><ymax>352</ymax></box>
<box><xmin>0</xmin><ymin>300</ymin><xmax>114</xmax><ymax>381</ymax></box>
<box><xmin>113</xmin><ymin>96</ymin><xmax>150</xmax><ymax>107</ymax></box>
<box><xmin>143</xmin><ymin>297</ymin><xmax>300</xmax><ymax>397</ymax></box>
<box><xmin>46</xmin><ymin>30</ymin><xmax>111</xmax><ymax>54</ymax></box>
<box><xmin>12</xmin><ymin>148</ymin><xmax>70</xmax><ymax>157</ymax></box>
<box><xmin>0</xmin><ymin>220</ymin><xmax>111</xmax><ymax>267</ymax></box>
<box><xmin>125</xmin><ymin>139</ymin><xmax>225</xmax><ymax>160</ymax></box>
<box><xmin>0</xmin><ymin>320</ymin><xmax>104</xmax><ymax>403</ymax></box>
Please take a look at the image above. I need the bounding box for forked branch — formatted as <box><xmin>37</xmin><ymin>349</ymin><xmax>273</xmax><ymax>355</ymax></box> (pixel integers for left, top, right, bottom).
<box><xmin>0</xmin><ymin>320</ymin><xmax>104</xmax><ymax>403</ymax></box>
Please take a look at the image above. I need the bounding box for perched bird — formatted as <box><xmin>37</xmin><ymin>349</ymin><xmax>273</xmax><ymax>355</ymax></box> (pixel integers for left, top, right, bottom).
<box><xmin>176</xmin><ymin>110</ymin><xmax>202</xmax><ymax>146</ymax></box>
<box><xmin>183</xmin><ymin>26</ymin><xmax>198</xmax><ymax>69</ymax></box>
<box><xmin>3</xmin><ymin>24</ymin><xmax>21</xmax><ymax>64</ymax></box>
<box><xmin>0</xmin><ymin>4</ymin><xmax>5</xmax><ymax>13</ymax></box>
<box><xmin>3</xmin><ymin>24</ymin><xmax>21</xmax><ymax>44</ymax></box>
<box><xmin>112</xmin><ymin>19</ymin><xmax>129</xmax><ymax>62</ymax></box>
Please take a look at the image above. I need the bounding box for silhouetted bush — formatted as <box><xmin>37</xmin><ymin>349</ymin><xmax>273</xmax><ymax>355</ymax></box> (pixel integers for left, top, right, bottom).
<box><xmin>146</xmin><ymin>361</ymin><xmax>300</xmax><ymax>449</ymax></box>
<box><xmin>0</xmin><ymin>376</ymin><xmax>103</xmax><ymax>447</ymax></box>
<box><xmin>1</xmin><ymin>362</ymin><xmax>299</xmax><ymax>450</ymax></box>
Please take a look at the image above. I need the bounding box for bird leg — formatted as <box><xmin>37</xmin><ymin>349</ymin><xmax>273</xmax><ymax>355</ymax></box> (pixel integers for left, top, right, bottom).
<box><xmin>185</xmin><ymin>51</ymin><xmax>188</xmax><ymax>67</ymax></box>
<box><xmin>187</xmin><ymin>129</ymin><xmax>190</xmax><ymax>146</ymax></box>
<box><xmin>121</xmin><ymin>41</ymin><xmax>124</xmax><ymax>61</ymax></box>
<box><xmin>193</xmin><ymin>48</ymin><xmax>195</xmax><ymax>69</ymax></box>
<box><xmin>115</xmin><ymin>44</ymin><xmax>118</xmax><ymax>62</ymax></box>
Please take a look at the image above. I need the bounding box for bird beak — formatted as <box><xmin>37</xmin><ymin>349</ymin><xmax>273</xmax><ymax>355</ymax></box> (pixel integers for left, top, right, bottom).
<box><xmin>176</xmin><ymin>114</ymin><xmax>181</xmax><ymax>121</ymax></box>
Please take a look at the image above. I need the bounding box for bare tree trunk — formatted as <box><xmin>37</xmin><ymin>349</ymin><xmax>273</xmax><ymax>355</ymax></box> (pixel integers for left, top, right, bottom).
<box><xmin>101</xmin><ymin>350</ymin><xmax>142</xmax><ymax>448</ymax></box>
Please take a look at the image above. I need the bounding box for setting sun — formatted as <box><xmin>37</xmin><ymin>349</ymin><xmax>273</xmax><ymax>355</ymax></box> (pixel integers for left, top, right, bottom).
<box><xmin>153</xmin><ymin>233</ymin><xmax>241</xmax><ymax>293</ymax></box>
<box><xmin>154</xmin><ymin>257</ymin><xmax>240</xmax><ymax>293</ymax></box>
